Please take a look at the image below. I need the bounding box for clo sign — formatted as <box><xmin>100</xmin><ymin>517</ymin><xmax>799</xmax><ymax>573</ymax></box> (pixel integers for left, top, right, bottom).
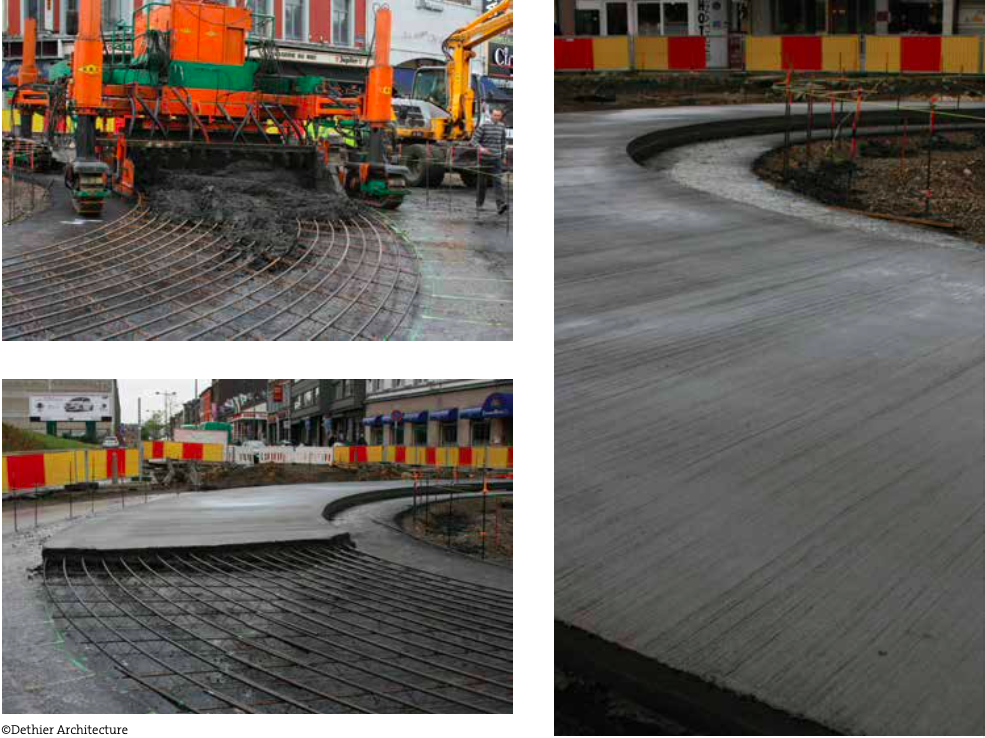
<box><xmin>493</xmin><ymin>46</ymin><xmax>513</xmax><ymax>70</ymax></box>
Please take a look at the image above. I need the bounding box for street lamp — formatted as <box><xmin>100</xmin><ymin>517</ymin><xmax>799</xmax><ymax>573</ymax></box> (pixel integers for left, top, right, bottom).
<box><xmin>156</xmin><ymin>391</ymin><xmax>177</xmax><ymax>440</ymax></box>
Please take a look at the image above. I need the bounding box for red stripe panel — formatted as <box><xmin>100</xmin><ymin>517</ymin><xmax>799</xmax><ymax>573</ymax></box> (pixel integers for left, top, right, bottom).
<box><xmin>354</xmin><ymin>446</ymin><xmax>368</xmax><ymax>463</ymax></box>
<box><xmin>458</xmin><ymin>447</ymin><xmax>473</xmax><ymax>467</ymax></box>
<box><xmin>152</xmin><ymin>441</ymin><xmax>165</xmax><ymax>458</ymax></box>
<box><xmin>668</xmin><ymin>36</ymin><xmax>706</xmax><ymax>70</ymax></box>
<box><xmin>508</xmin><ymin>447</ymin><xmax>513</xmax><ymax>467</ymax></box>
<box><xmin>426</xmin><ymin>448</ymin><xmax>437</xmax><ymax>465</ymax></box>
<box><xmin>554</xmin><ymin>38</ymin><xmax>594</xmax><ymax>70</ymax></box>
<box><xmin>781</xmin><ymin>36</ymin><xmax>823</xmax><ymax>71</ymax></box>
<box><xmin>106</xmin><ymin>449</ymin><xmax>126</xmax><ymax>478</ymax></box>
<box><xmin>901</xmin><ymin>36</ymin><xmax>941</xmax><ymax>72</ymax></box>
<box><xmin>8</xmin><ymin>454</ymin><xmax>45</xmax><ymax>490</ymax></box>
<box><xmin>395</xmin><ymin>446</ymin><xmax>406</xmax><ymax>463</ymax></box>
<box><xmin>182</xmin><ymin>443</ymin><xmax>203</xmax><ymax>460</ymax></box>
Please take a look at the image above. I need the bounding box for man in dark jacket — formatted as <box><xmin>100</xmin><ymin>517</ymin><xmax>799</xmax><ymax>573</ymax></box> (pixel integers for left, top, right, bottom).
<box><xmin>471</xmin><ymin>108</ymin><xmax>509</xmax><ymax>214</ymax></box>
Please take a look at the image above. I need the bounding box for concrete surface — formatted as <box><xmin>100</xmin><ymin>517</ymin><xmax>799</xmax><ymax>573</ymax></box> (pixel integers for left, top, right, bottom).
<box><xmin>555</xmin><ymin>104</ymin><xmax>985</xmax><ymax>736</ymax></box>
<box><xmin>386</xmin><ymin>183</ymin><xmax>513</xmax><ymax>340</ymax></box>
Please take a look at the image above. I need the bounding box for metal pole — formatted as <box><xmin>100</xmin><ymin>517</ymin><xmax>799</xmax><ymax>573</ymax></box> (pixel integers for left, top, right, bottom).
<box><xmin>14</xmin><ymin>494</ymin><xmax>19</xmax><ymax>532</ymax></box>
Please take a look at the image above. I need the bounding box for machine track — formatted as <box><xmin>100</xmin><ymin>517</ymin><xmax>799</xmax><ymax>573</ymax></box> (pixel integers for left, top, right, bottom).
<box><xmin>44</xmin><ymin>540</ymin><xmax>512</xmax><ymax>714</ymax></box>
<box><xmin>1</xmin><ymin>202</ymin><xmax>420</xmax><ymax>340</ymax></box>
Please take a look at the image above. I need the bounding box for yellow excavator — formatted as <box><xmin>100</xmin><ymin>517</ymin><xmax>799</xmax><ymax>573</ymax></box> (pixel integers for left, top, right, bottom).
<box><xmin>392</xmin><ymin>0</ymin><xmax>512</xmax><ymax>187</ymax></box>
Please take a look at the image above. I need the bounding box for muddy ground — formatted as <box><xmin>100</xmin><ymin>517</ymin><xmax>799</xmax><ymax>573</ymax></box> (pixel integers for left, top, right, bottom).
<box><xmin>398</xmin><ymin>495</ymin><xmax>512</xmax><ymax>565</ymax></box>
<box><xmin>555</xmin><ymin>73</ymin><xmax>985</xmax><ymax>113</ymax></box>
<box><xmin>756</xmin><ymin>130</ymin><xmax>985</xmax><ymax>244</ymax></box>
<box><xmin>2</xmin><ymin>174</ymin><xmax>50</xmax><ymax>223</ymax></box>
<box><xmin>144</xmin><ymin>160</ymin><xmax>358</xmax><ymax>259</ymax></box>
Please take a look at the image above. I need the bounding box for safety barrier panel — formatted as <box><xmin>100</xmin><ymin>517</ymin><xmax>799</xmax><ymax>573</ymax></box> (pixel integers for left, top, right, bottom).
<box><xmin>226</xmin><ymin>446</ymin><xmax>334</xmax><ymax>465</ymax></box>
<box><xmin>334</xmin><ymin>445</ymin><xmax>513</xmax><ymax>471</ymax></box>
<box><xmin>142</xmin><ymin>440</ymin><xmax>225</xmax><ymax>463</ymax></box>
<box><xmin>746</xmin><ymin>35</ymin><xmax>862</xmax><ymax>72</ymax></box>
<box><xmin>556</xmin><ymin>34</ymin><xmax>983</xmax><ymax>74</ymax></box>
<box><xmin>555</xmin><ymin>35</ymin><xmax>708</xmax><ymax>72</ymax></box>
<box><xmin>2</xmin><ymin>448</ymin><xmax>140</xmax><ymax>493</ymax></box>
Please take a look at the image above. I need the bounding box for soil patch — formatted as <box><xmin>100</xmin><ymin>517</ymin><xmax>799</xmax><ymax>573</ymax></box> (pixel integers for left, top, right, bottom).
<box><xmin>756</xmin><ymin>130</ymin><xmax>985</xmax><ymax>244</ymax></box>
<box><xmin>144</xmin><ymin>160</ymin><xmax>358</xmax><ymax>259</ymax></box>
<box><xmin>399</xmin><ymin>495</ymin><xmax>512</xmax><ymax>565</ymax></box>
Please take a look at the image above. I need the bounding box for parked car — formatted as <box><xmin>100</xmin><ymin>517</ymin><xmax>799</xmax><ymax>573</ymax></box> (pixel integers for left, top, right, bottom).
<box><xmin>101</xmin><ymin>436</ymin><xmax>120</xmax><ymax>448</ymax></box>
<box><xmin>65</xmin><ymin>397</ymin><xmax>94</xmax><ymax>413</ymax></box>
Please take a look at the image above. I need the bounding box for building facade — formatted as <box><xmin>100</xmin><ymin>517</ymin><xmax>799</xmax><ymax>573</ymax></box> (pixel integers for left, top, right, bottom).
<box><xmin>363</xmin><ymin>379</ymin><xmax>512</xmax><ymax>448</ymax></box>
<box><xmin>288</xmin><ymin>379</ymin><xmax>367</xmax><ymax>446</ymax></box>
<box><xmin>555</xmin><ymin>0</ymin><xmax>985</xmax><ymax>37</ymax></box>
<box><xmin>2</xmin><ymin>379</ymin><xmax>120</xmax><ymax>440</ymax></box>
<box><xmin>265</xmin><ymin>379</ymin><xmax>292</xmax><ymax>445</ymax></box>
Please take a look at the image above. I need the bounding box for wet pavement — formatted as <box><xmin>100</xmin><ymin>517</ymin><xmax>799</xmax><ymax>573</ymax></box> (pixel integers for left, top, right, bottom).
<box><xmin>385</xmin><ymin>179</ymin><xmax>513</xmax><ymax>340</ymax></box>
<box><xmin>555</xmin><ymin>104</ymin><xmax>984</xmax><ymax>736</ymax></box>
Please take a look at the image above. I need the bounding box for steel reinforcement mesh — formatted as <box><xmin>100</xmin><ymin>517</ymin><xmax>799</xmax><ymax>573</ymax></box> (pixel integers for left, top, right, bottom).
<box><xmin>44</xmin><ymin>541</ymin><xmax>512</xmax><ymax>713</ymax></box>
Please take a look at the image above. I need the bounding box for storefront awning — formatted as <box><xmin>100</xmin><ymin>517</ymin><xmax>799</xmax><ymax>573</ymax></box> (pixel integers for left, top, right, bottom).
<box><xmin>460</xmin><ymin>407</ymin><xmax>484</xmax><ymax>420</ymax></box>
<box><xmin>382</xmin><ymin>410</ymin><xmax>404</xmax><ymax>425</ymax></box>
<box><xmin>482</xmin><ymin>392</ymin><xmax>512</xmax><ymax>418</ymax></box>
<box><xmin>362</xmin><ymin>415</ymin><xmax>382</xmax><ymax>427</ymax></box>
<box><xmin>430</xmin><ymin>408</ymin><xmax>458</xmax><ymax>423</ymax></box>
<box><xmin>403</xmin><ymin>410</ymin><xmax>429</xmax><ymax>424</ymax></box>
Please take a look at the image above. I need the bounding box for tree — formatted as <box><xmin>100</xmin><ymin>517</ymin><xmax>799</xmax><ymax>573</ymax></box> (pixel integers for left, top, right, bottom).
<box><xmin>141</xmin><ymin>410</ymin><xmax>166</xmax><ymax>441</ymax></box>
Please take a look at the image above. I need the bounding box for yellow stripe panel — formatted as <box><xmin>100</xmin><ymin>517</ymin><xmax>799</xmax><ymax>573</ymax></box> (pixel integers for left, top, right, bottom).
<box><xmin>203</xmin><ymin>443</ymin><xmax>224</xmax><ymax>462</ymax></box>
<box><xmin>335</xmin><ymin>447</ymin><xmax>350</xmax><ymax>464</ymax></box>
<box><xmin>368</xmin><ymin>446</ymin><xmax>384</xmax><ymax>463</ymax></box>
<box><xmin>164</xmin><ymin>441</ymin><xmax>183</xmax><ymax>460</ymax></box>
<box><xmin>3</xmin><ymin>457</ymin><xmax>9</xmax><ymax>493</ymax></box>
<box><xmin>866</xmin><ymin>36</ymin><xmax>901</xmax><ymax>72</ymax></box>
<box><xmin>635</xmin><ymin>37</ymin><xmax>669</xmax><ymax>70</ymax></box>
<box><xmin>746</xmin><ymin>36</ymin><xmax>782</xmax><ymax>72</ymax></box>
<box><xmin>941</xmin><ymin>36</ymin><xmax>981</xmax><ymax>73</ymax></box>
<box><xmin>823</xmin><ymin>36</ymin><xmax>861</xmax><ymax>72</ymax></box>
<box><xmin>487</xmin><ymin>447</ymin><xmax>510</xmax><ymax>469</ymax></box>
<box><xmin>125</xmin><ymin>449</ymin><xmax>140</xmax><ymax>477</ymax></box>
<box><xmin>593</xmin><ymin>36</ymin><xmax>630</xmax><ymax>70</ymax></box>
<box><xmin>43</xmin><ymin>451</ymin><xmax>85</xmax><ymax>487</ymax></box>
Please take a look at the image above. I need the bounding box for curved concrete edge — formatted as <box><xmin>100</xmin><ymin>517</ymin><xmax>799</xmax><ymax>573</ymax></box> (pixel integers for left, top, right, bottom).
<box><xmin>321</xmin><ymin>480</ymin><xmax>513</xmax><ymax>521</ymax></box>
<box><xmin>555</xmin><ymin>621</ymin><xmax>837</xmax><ymax>736</ymax></box>
<box><xmin>624</xmin><ymin>107</ymin><xmax>985</xmax><ymax>166</ymax></box>
<box><xmin>330</xmin><ymin>491</ymin><xmax>513</xmax><ymax>592</ymax></box>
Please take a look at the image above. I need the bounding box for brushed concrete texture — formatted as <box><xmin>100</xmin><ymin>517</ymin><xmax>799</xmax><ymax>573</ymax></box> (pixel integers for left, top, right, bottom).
<box><xmin>44</xmin><ymin>481</ymin><xmax>430</xmax><ymax>554</ymax></box>
<box><xmin>554</xmin><ymin>104</ymin><xmax>985</xmax><ymax>736</ymax></box>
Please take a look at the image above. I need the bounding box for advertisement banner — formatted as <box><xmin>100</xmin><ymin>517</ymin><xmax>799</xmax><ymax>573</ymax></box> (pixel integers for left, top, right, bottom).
<box><xmin>488</xmin><ymin>37</ymin><xmax>513</xmax><ymax>78</ymax></box>
<box><xmin>29</xmin><ymin>394</ymin><xmax>112</xmax><ymax>422</ymax></box>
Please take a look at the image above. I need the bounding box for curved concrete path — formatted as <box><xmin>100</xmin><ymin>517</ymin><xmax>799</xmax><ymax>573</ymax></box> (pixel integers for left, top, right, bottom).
<box><xmin>555</xmin><ymin>104</ymin><xmax>984</xmax><ymax>736</ymax></box>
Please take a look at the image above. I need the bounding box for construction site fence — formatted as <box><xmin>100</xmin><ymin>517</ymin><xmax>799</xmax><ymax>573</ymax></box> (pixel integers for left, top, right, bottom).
<box><xmin>555</xmin><ymin>34</ymin><xmax>985</xmax><ymax>74</ymax></box>
<box><xmin>227</xmin><ymin>444</ymin><xmax>514</xmax><ymax>470</ymax></box>
<box><xmin>3</xmin><ymin>448</ymin><xmax>141</xmax><ymax>493</ymax></box>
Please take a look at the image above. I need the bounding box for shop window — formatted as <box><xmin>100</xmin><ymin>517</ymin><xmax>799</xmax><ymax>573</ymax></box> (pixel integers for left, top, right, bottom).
<box><xmin>888</xmin><ymin>0</ymin><xmax>942</xmax><ymax>35</ymax></box>
<box><xmin>441</xmin><ymin>423</ymin><xmax>458</xmax><ymax>446</ymax></box>
<box><xmin>575</xmin><ymin>9</ymin><xmax>600</xmax><ymax>35</ymax></box>
<box><xmin>101</xmin><ymin>0</ymin><xmax>123</xmax><ymax>31</ymax></box>
<box><xmin>605</xmin><ymin>2</ymin><xmax>628</xmax><ymax>34</ymax></box>
<box><xmin>471</xmin><ymin>420</ymin><xmax>491</xmax><ymax>446</ymax></box>
<box><xmin>395</xmin><ymin>424</ymin><xmax>405</xmax><ymax>445</ymax></box>
<box><xmin>413</xmin><ymin>424</ymin><xmax>428</xmax><ymax>447</ymax></box>
<box><xmin>502</xmin><ymin>418</ymin><xmax>512</xmax><ymax>446</ymax></box>
<box><xmin>636</xmin><ymin>2</ymin><xmax>661</xmax><ymax>35</ymax></box>
<box><xmin>772</xmin><ymin>0</ymin><xmax>824</xmax><ymax>34</ymax></box>
<box><xmin>662</xmin><ymin>2</ymin><xmax>689</xmax><ymax>35</ymax></box>
<box><xmin>371</xmin><ymin>427</ymin><xmax>383</xmax><ymax>445</ymax></box>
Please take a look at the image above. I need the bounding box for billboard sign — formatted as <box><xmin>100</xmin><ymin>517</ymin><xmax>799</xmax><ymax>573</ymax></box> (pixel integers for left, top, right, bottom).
<box><xmin>29</xmin><ymin>394</ymin><xmax>113</xmax><ymax>422</ymax></box>
<box><xmin>488</xmin><ymin>37</ymin><xmax>513</xmax><ymax>78</ymax></box>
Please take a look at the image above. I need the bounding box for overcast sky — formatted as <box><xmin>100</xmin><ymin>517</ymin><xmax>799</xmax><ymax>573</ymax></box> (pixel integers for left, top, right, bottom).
<box><xmin>117</xmin><ymin>379</ymin><xmax>211</xmax><ymax>424</ymax></box>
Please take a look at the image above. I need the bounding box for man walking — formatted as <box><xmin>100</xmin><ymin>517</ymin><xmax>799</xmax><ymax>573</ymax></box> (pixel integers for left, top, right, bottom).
<box><xmin>471</xmin><ymin>108</ymin><xmax>509</xmax><ymax>215</ymax></box>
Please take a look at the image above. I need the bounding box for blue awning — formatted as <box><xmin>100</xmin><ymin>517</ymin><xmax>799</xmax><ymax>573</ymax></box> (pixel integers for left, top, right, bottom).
<box><xmin>430</xmin><ymin>408</ymin><xmax>458</xmax><ymax>423</ymax></box>
<box><xmin>482</xmin><ymin>393</ymin><xmax>513</xmax><ymax>418</ymax></box>
<box><xmin>460</xmin><ymin>407</ymin><xmax>484</xmax><ymax>420</ymax></box>
<box><xmin>403</xmin><ymin>410</ymin><xmax>429</xmax><ymax>424</ymax></box>
<box><xmin>362</xmin><ymin>415</ymin><xmax>382</xmax><ymax>427</ymax></box>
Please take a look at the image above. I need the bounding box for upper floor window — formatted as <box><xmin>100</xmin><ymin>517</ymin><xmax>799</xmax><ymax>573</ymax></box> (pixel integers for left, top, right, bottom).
<box><xmin>285</xmin><ymin>0</ymin><xmax>304</xmax><ymax>41</ymax></box>
<box><xmin>333</xmin><ymin>0</ymin><xmax>352</xmax><ymax>46</ymax></box>
<box><xmin>372</xmin><ymin>379</ymin><xmax>382</xmax><ymax>392</ymax></box>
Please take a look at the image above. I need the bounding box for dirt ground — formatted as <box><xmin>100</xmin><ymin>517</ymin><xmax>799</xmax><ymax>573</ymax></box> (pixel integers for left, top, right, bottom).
<box><xmin>555</xmin><ymin>73</ymin><xmax>985</xmax><ymax>113</ymax></box>
<box><xmin>2</xmin><ymin>175</ymin><xmax>49</xmax><ymax>223</ymax></box>
<box><xmin>144</xmin><ymin>160</ymin><xmax>358</xmax><ymax>259</ymax></box>
<box><xmin>756</xmin><ymin>130</ymin><xmax>985</xmax><ymax>244</ymax></box>
<box><xmin>399</xmin><ymin>495</ymin><xmax>512</xmax><ymax>565</ymax></box>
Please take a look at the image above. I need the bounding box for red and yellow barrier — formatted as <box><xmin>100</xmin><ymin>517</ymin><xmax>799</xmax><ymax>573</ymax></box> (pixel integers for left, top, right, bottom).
<box><xmin>334</xmin><ymin>445</ymin><xmax>513</xmax><ymax>471</ymax></box>
<box><xmin>555</xmin><ymin>35</ymin><xmax>708</xmax><ymax>72</ymax></box>
<box><xmin>143</xmin><ymin>440</ymin><xmax>225</xmax><ymax>463</ymax></box>
<box><xmin>2</xmin><ymin>448</ymin><xmax>140</xmax><ymax>493</ymax></box>
<box><xmin>746</xmin><ymin>35</ymin><xmax>861</xmax><ymax>72</ymax></box>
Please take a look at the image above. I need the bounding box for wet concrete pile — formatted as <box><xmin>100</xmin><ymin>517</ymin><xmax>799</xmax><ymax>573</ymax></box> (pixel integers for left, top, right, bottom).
<box><xmin>145</xmin><ymin>160</ymin><xmax>358</xmax><ymax>259</ymax></box>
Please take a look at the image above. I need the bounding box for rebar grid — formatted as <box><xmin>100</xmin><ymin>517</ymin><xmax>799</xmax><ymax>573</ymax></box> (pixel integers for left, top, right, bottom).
<box><xmin>2</xmin><ymin>205</ymin><xmax>420</xmax><ymax>341</ymax></box>
<box><xmin>44</xmin><ymin>541</ymin><xmax>512</xmax><ymax>714</ymax></box>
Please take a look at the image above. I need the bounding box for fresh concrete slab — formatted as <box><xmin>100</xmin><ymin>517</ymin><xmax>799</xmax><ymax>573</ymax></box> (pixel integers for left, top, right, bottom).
<box><xmin>555</xmin><ymin>104</ymin><xmax>984</xmax><ymax>736</ymax></box>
